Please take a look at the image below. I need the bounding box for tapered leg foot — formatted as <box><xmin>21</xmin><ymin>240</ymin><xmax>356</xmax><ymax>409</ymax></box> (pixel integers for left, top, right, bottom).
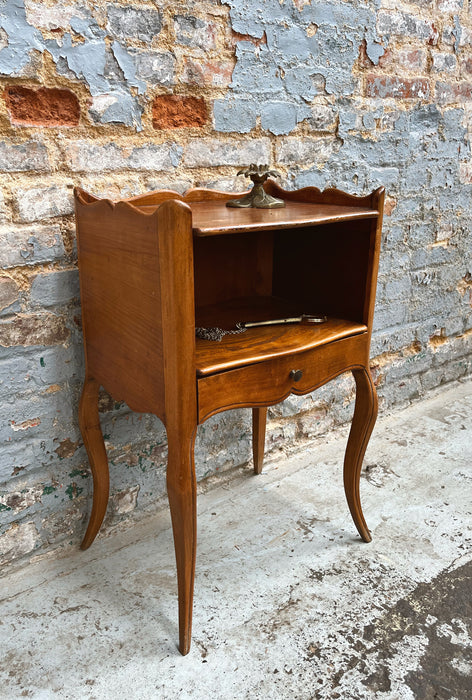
<box><xmin>79</xmin><ymin>377</ymin><xmax>110</xmax><ymax>550</ymax></box>
<box><xmin>166</xmin><ymin>425</ymin><xmax>197</xmax><ymax>656</ymax></box>
<box><xmin>252</xmin><ymin>407</ymin><xmax>267</xmax><ymax>475</ymax></box>
<box><xmin>343</xmin><ymin>367</ymin><xmax>378</xmax><ymax>543</ymax></box>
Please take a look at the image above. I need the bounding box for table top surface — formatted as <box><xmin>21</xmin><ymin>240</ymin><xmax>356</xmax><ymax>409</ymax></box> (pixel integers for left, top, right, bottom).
<box><xmin>137</xmin><ymin>199</ymin><xmax>379</xmax><ymax>237</ymax></box>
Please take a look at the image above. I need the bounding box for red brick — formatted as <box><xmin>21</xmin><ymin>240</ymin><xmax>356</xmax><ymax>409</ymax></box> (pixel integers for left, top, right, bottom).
<box><xmin>4</xmin><ymin>86</ymin><xmax>80</xmax><ymax>127</ymax></box>
<box><xmin>366</xmin><ymin>75</ymin><xmax>430</xmax><ymax>99</ymax></box>
<box><xmin>230</xmin><ymin>30</ymin><xmax>267</xmax><ymax>47</ymax></box>
<box><xmin>152</xmin><ymin>95</ymin><xmax>208</xmax><ymax>129</ymax></box>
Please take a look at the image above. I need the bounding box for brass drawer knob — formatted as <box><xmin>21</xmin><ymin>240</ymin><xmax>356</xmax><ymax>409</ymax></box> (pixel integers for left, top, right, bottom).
<box><xmin>290</xmin><ymin>369</ymin><xmax>303</xmax><ymax>382</ymax></box>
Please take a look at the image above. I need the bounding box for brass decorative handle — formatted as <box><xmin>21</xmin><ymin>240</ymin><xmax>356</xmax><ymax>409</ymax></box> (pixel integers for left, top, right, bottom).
<box><xmin>290</xmin><ymin>369</ymin><xmax>303</xmax><ymax>382</ymax></box>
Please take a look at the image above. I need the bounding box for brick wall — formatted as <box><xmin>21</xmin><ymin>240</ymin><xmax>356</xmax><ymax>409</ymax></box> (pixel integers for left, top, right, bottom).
<box><xmin>1</xmin><ymin>0</ymin><xmax>471</xmax><ymax>569</ymax></box>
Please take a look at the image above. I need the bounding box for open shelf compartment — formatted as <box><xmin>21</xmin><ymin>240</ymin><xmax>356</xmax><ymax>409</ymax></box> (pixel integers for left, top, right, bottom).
<box><xmin>195</xmin><ymin>295</ymin><xmax>367</xmax><ymax>376</ymax></box>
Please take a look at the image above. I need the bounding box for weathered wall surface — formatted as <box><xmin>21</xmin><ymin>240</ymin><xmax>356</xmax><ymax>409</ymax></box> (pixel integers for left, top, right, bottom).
<box><xmin>0</xmin><ymin>0</ymin><xmax>471</xmax><ymax>569</ymax></box>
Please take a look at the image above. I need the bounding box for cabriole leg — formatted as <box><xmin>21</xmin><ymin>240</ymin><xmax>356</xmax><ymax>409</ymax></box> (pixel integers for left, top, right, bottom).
<box><xmin>343</xmin><ymin>366</ymin><xmax>378</xmax><ymax>543</ymax></box>
<box><xmin>79</xmin><ymin>377</ymin><xmax>110</xmax><ymax>550</ymax></box>
<box><xmin>252</xmin><ymin>407</ymin><xmax>267</xmax><ymax>475</ymax></box>
<box><xmin>166</xmin><ymin>424</ymin><xmax>197</xmax><ymax>656</ymax></box>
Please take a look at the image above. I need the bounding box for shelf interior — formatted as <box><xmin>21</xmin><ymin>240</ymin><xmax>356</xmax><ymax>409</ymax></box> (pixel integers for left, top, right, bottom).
<box><xmin>195</xmin><ymin>296</ymin><xmax>367</xmax><ymax>376</ymax></box>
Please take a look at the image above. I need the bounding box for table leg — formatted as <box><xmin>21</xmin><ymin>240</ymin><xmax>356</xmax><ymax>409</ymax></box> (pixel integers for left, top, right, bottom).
<box><xmin>343</xmin><ymin>366</ymin><xmax>378</xmax><ymax>543</ymax></box>
<box><xmin>79</xmin><ymin>377</ymin><xmax>110</xmax><ymax>550</ymax></box>
<box><xmin>252</xmin><ymin>407</ymin><xmax>267</xmax><ymax>475</ymax></box>
<box><xmin>166</xmin><ymin>423</ymin><xmax>197</xmax><ymax>656</ymax></box>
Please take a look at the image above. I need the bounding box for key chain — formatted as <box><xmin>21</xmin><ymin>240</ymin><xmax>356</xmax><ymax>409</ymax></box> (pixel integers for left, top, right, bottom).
<box><xmin>195</xmin><ymin>315</ymin><xmax>327</xmax><ymax>341</ymax></box>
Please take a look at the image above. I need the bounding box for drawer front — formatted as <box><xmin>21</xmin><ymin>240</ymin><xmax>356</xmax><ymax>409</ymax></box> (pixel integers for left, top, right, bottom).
<box><xmin>198</xmin><ymin>333</ymin><xmax>368</xmax><ymax>423</ymax></box>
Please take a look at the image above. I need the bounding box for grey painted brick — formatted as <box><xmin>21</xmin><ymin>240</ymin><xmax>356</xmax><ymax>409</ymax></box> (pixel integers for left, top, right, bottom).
<box><xmin>379</xmin><ymin>374</ymin><xmax>423</xmax><ymax>410</ymax></box>
<box><xmin>88</xmin><ymin>89</ymin><xmax>144</xmax><ymax>130</ymax></box>
<box><xmin>200</xmin><ymin>176</ymin><xmax>247</xmax><ymax>193</ymax></box>
<box><xmin>144</xmin><ymin>178</ymin><xmax>193</xmax><ymax>195</ymax></box>
<box><xmin>261</xmin><ymin>102</ymin><xmax>298</xmax><ymax>136</ymax></box>
<box><xmin>430</xmin><ymin>164</ymin><xmax>456</xmax><ymax>188</ymax></box>
<box><xmin>0</xmin><ymin>189</ymin><xmax>8</xmax><ymax>223</ymax></box>
<box><xmin>372</xmin><ymin>303</ymin><xmax>409</xmax><ymax>332</ymax></box>
<box><xmin>0</xmin><ymin>344</ymin><xmax>83</xmax><ymax>396</ymax></box>
<box><xmin>30</xmin><ymin>270</ymin><xmax>80</xmax><ymax>308</ymax></box>
<box><xmin>0</xmin><ymin>387</ymin><xmax>79</xmax><ymax>448</ymax></box>
<box><xmin>401</xmin><ymin>161</ymin><xmax>431</xmax><ymax>192</ymax></box>
<box><xmin>338</xmin><ymin>107</ymin><xmax>357</xmax><ymax>135</ymax></box>
<box><xmin>131</xmin><ymin>50</ymin><xmax>175</xmax><ymax>86</ymax></box>
<box><xmin>432</xmin><ymin>52</ymin><xmax>457</xmax><ymax>72</ymax></box>
<box><xmin>0</xmin><ymin>140</ymin><xmax>49</xmax><ymax>172</ymax></box>
<box><xmin>366</xmin><ymin>39</ymin><xmax>385</xmax><ymax>65</ymax></box>
<box><xmin>213</xmin><ymin>99</ymin><xmax>258</xmax><ymax>134</ymax></box>
<box><xmin>64</xmin><ymin>141</ymin><xmax>182</xmax><ymax>172</ymax></box>
<box><xmin>411</xmin><ymin>245</ymin><xmax>457</xmax><ymax>269</ymax></box>
<box><xmin>195</xmin><ymin>409</ymin><xmax>251</xmax><ymax>479</ymax></box>
<box><xmin>277</xmin><ymin>137</ymin><xmax>341</xmax><ymax>165</ymax></box>
<box><xmin>182</xmin><ymin>138</ymin><xmax>271</xmax><ymax>168</ymax></box>
<box><xmin>308</xmin><ymin>104</ymin><xmax>338</xmax><ymax>132</ymax></box>
<box><xmin>442</xmin><ymin>108</ymin><xmax>467</xmax><ymax>139</ymax></box>
<box><xmin>230</xmin><ymin>43</ymin><xmax>285</xmax><ymax>97</ymax></box>
<box><xmin>409</xmin><ymin>104</ymin><xmax>441</xmax><ymax>135</ymax></box>
<box><xmin>385</xmin><ymin>275</ymin><xmax>412</xmax><ymax>300</ymax></box>
<box><xmin>107</xmin><ymin>6</ymin><xmax>162</xmax><ymax>43</ymax></box>
<box><xmin>0</xmin><ymin>521</ymin><xmax>40</xmax><ymax>567</ymax></box>
<box><xmin>383</xmin><ymin>351</ymin><xmax>432</xmax><ymax>382</ymax></box>
<box><xmin>0</xmin><ymin>224</ymin><xmax>65</xmax><ymax>268</ymax></box>
<box><xmin>291</xmin><ymin>168</ymin><xmax>327</xmax><ymax>191</ymax></box>
<box><xmin>174</xmin><ymin>15</ymin><xmax>217</xmax><ymax>50</ymax></box>
<box><xmin>377</xmin><ymin>11</ymin><xmax>435</xmax><ymax>41</ymax></box>
<box><xmin>362</xmin><ymin>113</ymin><xmax>376</xmax><ymax>130</ymax></box>
<box><xmin>284</xmin><ymin>67</ymin><xmax>318</xmax><ymax>102</ymax></box>
<box><xmin>368</xmin><ymin>167</ymin><xmax>400</xmax><ymax>189</ymax></box>
<box><xmin>14</xmin><ymin>186</ymin><xmax>73</xmax><ymax>223</ymax></box>
<box><xmin>0</xmin><ymin>276</ymin><xmax>19</xmax><ymax>314</ymax></box>
<box><xmin>266</xmin><ymin>23</ymin><xmax>314</xmax><ymax>61</ymax></box>
<box><xmin>409</xmin><ymin>288</ymin><xmax>458</xmax><ymax>324</ymax></box>
<box><xmin>421</xmin><ymin>358</ymin><xmax>470</xmax><ymax>390</ymax></box>
<box><xmin>371</xmin><ymin>326</ymin><xmax>416</xmax><ymax>357</ymax></box>
<box><xmin>226</xmin><ymin>0</ymin><xmax>284</xmax><ymax>38</ymax></box>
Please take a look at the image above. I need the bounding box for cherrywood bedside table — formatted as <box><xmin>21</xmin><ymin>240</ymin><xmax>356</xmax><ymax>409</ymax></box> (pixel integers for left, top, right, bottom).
<box><xmin>74</xmin><ymin>181</ymin><xmax>385</xmax><ymax>655</ymax></box>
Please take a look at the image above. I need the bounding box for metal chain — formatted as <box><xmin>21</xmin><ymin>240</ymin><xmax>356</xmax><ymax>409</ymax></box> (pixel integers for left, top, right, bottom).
<box><xmin>195</xmin><ymin>323</ymin><xmax>246</xmax><ymax>342</ymax></box>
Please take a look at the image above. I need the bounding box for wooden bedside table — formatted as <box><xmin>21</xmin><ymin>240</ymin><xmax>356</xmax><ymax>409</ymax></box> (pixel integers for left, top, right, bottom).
<box><xmin>74</xmin><ymin>180</ymin><xmax>385</xmax><ymax>655</ymax></box>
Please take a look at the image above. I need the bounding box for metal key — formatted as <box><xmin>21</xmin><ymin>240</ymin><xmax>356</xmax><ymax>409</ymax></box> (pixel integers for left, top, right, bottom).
<box><xmin>240</xmin><ymin>314</ymin><xmax>327</xmax><ymax>329</ymax></box>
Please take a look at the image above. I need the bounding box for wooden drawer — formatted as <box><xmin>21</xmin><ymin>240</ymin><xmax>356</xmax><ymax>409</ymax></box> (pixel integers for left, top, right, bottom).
<box><xmin>197</xmin><ymin>332</ymin><xmax>368</xmax><ymax>422</ymax></box>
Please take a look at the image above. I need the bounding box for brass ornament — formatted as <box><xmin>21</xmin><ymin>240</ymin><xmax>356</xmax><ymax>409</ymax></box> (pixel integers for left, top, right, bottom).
<box><xmin>226</xmin><ymin>164</ymin><xmax>285</xmax><ymax>209</ymax></box>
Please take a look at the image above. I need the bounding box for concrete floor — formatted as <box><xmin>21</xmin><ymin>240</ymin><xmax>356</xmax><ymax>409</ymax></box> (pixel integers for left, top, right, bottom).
<box><xmin>1</xmin><ymin>379</ymin><xmax>471</xmax><ymax>700</ymax></box>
